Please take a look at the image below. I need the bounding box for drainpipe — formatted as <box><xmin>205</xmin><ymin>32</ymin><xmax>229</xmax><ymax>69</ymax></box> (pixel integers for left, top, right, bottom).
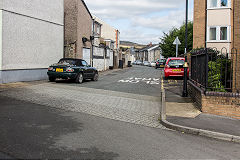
<box><xmin>91</xmin><ymin>18</ymin><xmax>95</xmax><ymax>67</ymax></box>
<box><xmin>205</xmin><ymin>0</ymin><xmax>207</xmax><ymax>48</ymax></box>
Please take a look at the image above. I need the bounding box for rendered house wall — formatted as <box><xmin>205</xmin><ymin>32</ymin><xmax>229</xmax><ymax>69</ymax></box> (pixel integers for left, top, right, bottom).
<box><xmin>0</xmin><ymin>0</ymin><xmax>64</xmax><ymax>83</ymax></box>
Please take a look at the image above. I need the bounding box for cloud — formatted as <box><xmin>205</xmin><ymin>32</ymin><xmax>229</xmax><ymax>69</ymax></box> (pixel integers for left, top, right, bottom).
<box><xmin>120</xmin><ymin>28</ymin><xmax>162</xmax><ymax>44</ymax></box>
<box><xmin>85</xmin><ymin>0</ymin><xmax>186</xmax><ymax>19</ymax></box>
<box><xmin>84</xmin><ymin>0</ymin><xmax>193</xmax><ymax>44</ymax></box>
<box><xmin>131</xmin><ymin>9</ymin><xmax>193</xmax><ymax>32</ymax></box>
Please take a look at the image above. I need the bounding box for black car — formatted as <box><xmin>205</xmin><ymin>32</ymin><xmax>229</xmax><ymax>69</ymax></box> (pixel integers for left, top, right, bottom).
<box><xmin>47</xmin><ymin>58</ymin><xmax>98</xmax><ymax>83</ymax></box>
<box><xmin>155</xmin><ymin>59</ymin><xmax>166</xmax><ymax>69</ymax></box>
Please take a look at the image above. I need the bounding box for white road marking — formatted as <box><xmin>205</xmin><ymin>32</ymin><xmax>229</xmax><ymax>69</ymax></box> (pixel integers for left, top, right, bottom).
<box><xmin>118</xmin><ymin>77</ymin><xmax>160</xmax><ymax>85</ymax></box>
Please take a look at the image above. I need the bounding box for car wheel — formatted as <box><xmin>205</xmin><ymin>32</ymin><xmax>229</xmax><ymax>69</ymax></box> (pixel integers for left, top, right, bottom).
<box><xmin>49</xmin><ymin>77</ymin><xmax>55</xmax><ymax>82</ymax></box>
<box><xmin>75</xmin><ymin>73</ymin><xmax>83</xmax><ymax>84</ymax></box>
<box><xmin>92</xmin><ymin>72</ymin><xmax>99</xmax><ymax>81</ymax></box>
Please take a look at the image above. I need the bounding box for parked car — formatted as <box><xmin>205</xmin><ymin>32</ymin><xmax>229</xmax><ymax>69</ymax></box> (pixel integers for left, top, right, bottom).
<box><xmin>150</xmin><ymin>61</ymin><xmax>156</xmax><ymax>67</ymax></box>
<box><xmin>143</xmin><ymin>61</ymin><xmax>150</xmax><ymax>66</ymax></box>
<box><xmin>47</xmin><ymin>58</ymin><xmax>98</xmax><ymax>83</ymax></box>
<box><xmin>155</xmin><ymin>59</ymin><xmax>166</xmax><ymax>69</ymax></box>
<box><xmin>164</xmin><ymin>57</ymin><xmax>189</xmax><ymax>79</ymax></box>
<box><xmin>132</xmin><ymin>61</ymin><xmax>137</xmax><ymax>65</ymax></box>
<box><xmin>136</xmin><ymin>60</ymin><xmax>143</xmax><ymax>65</ymax></box>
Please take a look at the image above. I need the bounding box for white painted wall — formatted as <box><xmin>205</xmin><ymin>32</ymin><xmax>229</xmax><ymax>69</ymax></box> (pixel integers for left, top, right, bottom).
<box><xmin>93</xmin><ymin>59</ymin><xmax>105</xmax><ymax>71</ymax></box>
<box><xmin>0</xmin><ymin>0</ymin><xmax>64</xmax><ymax>25</ymax></box>
<box><xmin>0</xmin><ymin>10</ymin><xmax>2</xmax><ymax>71</ymax></box>
<box><xmin>93</xmin><ymin>46</ymin><xmax>113</xmax><ymax>71</ymax></box>
<box><xmin>2</xmin><ymin>11</ymin><xmax>63</xmax><ymax>70</ymax></box>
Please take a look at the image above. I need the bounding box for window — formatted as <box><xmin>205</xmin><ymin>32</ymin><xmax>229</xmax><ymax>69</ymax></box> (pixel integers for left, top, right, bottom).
<box><xmin>208</xmin><ymin>0</ymin><xmax>230</xmax><ymax>8</ymax></box>
<box><xmin>210</xmin><ymin>27</ymin><xmax>217</xmax><ymax>40</ymax></box>
<box><xmin>81</xmin><ymin>61</ymin><xmax>88</xmax><ymax>66</ymax></box>
<box><xmin>210</xmin><ymin>0</ymin><xmax>218</xmax><ymax>7</ymax></box>
<box><xmin>208</xmin><ymin>26</ymin><xmax>230</xmax><ymax>41</ymax></box>
<box><xmin>96</xmin><ymin>26</ymin><xmax>100</xmax><ymax>34</ymax></box>
<box><xmin>220</xmin><ymin>27</ymin><xmax>227</xmax><ymax>40</ymax></box>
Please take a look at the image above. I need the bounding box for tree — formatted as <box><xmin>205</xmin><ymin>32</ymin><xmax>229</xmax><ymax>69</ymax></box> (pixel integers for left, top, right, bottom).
<box><xmin>159</xmin><ymin>22</ymin><xmax>193</xmax><ymax>58</ymax></box>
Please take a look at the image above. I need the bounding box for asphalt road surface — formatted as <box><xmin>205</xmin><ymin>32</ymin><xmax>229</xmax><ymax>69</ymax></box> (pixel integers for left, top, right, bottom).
<box><xmin>0</xmin><ymin>65</ymin><xmax>240</xmax><ymax>159</ymax></box>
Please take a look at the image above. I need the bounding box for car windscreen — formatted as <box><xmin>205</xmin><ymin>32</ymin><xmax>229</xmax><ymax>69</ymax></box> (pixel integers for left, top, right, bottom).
<box><xmin>168</xmin><ymin>60</ymin><xmax>184</xmax><ymax>66</ymax></box>
<box><xmin>58</xmin><ymin>59</ymin><xmax>77</xmax><ymax>65</ymax></box>
<box><xmin>159</xmin><ymin>60</ymin><xmax>165</xmax><ymax>63</ymax></box>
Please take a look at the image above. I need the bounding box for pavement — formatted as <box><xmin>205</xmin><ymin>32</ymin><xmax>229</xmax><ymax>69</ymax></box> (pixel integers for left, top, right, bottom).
<box><xmin>160</xmin><ymin>76</ymin><xmax>240</xmax><ymax>142</ymax></box>
<box><xmin>1</xmin><ymin>66</ymin><xmax>240</xmax><ymax>159</ymax></box>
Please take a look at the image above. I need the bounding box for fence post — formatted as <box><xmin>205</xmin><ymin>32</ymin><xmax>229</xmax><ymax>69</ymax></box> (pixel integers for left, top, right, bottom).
<box><xmin>205</xmin><ymin>48</ymin><xmax>208</xmax><ymax>93</ymax></box>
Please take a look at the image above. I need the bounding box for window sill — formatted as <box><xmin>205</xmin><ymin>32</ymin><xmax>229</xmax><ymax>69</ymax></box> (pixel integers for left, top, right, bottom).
<box><xmin>207</xmin><ymin>7</ymin><xmax>231</xmax><ymax>10</ymax></box>
<box><xmin>207</xmin><ymin>40</ymin><xmax>231</xmax><ymax>43</ymax></box>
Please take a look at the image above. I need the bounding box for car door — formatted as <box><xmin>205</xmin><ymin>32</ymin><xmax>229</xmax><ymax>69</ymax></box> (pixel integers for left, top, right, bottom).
<box><xmin>81</xmin><ymin>60</ymin><xmax>94</xmax><ymax>78</ymax></box>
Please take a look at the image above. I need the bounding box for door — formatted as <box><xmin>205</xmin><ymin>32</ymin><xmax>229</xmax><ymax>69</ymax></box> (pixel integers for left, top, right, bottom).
<box><xmin>83</xmin><ymin>48</ymin><xmax>91</xmax><ymax>65</ymax></box>
<box><xmin>110</xmin><ymin>50</ymin><xmax>114</xmax><ymax>67</ymax></box>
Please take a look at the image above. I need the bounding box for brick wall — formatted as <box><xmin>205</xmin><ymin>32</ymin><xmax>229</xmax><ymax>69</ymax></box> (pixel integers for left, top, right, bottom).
<box><xmin>202</xmin><ymin>95</ymin><xmax>240</xmax><ymax>119</ymax></box>
<box><xmin>193</xmin><ymin>0</ymin><xmax>206</xmax><ymax>49</ymax></box>
<box><xmin>188</xmin><ymin>81</ymin><xmax>240</xmax><ymax>119</ymax></box>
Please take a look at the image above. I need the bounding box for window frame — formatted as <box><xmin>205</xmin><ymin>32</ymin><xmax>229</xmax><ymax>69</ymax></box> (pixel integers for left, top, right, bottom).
<box><xmin>209</xmin><ymin>27</ymin><xmax>217</xmax><ymax>41</ymax></box>
<box><xmin>207</xmin><ymin>0</ymin><xmax>231</xmax><ymax>9</ymax></box>
<box><xmin>207</xmin><ymin>26</ymin><xmax>231</xmax><ymax>42</ymax></box>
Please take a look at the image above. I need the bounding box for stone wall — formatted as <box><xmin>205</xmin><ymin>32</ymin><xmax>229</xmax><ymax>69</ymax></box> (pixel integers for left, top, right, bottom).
<box><xmin>64</xmin><ymin>0</ymin><xmax>92</xmax><ymax>59</ymax></box>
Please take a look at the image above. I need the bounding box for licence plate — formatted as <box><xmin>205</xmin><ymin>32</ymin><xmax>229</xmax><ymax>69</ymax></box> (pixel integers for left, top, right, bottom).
<box><xmin>56</xmin><ymin>68</ymin><xmax>63</xmax><ymax>72</ymax></box>
<box><xmin>172</xmin><ymin>69</ymin><xmax>181</xmax><ymax>72</ymax></box>
<box><xmin>160</xmin><ymin>65</ymin><xmax>165</xmax><ymax>67</ymax></box>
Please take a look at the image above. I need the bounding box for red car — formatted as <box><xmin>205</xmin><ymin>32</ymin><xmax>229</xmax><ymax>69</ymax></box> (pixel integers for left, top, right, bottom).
<box><xmin>164</xmin><ymin>57</ymin><xmax>189</xmax><ymax>79</ymax></box>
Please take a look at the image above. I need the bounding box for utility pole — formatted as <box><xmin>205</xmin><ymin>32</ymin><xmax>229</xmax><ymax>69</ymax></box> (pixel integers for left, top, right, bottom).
<box><xmin>182</xmin><ymin>0</ymin><xmax>189</xmax><ymax>97</ymax></box>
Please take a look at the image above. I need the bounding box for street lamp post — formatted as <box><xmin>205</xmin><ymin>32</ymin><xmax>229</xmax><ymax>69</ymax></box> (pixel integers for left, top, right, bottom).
<box><xmin>182</xmin><ymin>0</ymin><xmax>188</xmax><ymax>97</ymax></box>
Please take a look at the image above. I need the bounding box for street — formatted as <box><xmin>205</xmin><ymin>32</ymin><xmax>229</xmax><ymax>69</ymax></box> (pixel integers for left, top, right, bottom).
<box><xmin>0</xmin><ymin>66</ymin><xmax>240</xmax><ymax>159</ymax></box>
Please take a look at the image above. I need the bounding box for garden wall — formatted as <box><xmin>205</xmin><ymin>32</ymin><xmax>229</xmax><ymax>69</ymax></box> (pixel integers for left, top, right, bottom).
<box><xmin>188</xmin><ymin>81</ymin><xmax>240</xmax><ymax>119</ymax></box>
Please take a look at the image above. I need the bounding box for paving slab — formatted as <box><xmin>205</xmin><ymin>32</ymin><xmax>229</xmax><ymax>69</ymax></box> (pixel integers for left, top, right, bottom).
<box><xmin>162</xmin><ymin>76</ymin><xmax>240</xmax><ymax>138</ymax></box>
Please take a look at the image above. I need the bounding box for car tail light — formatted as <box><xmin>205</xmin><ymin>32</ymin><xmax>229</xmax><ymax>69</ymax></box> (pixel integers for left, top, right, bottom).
<box><xmin>48</xmin><ymin>67</ymin><xmax>53</xmax><ymax>71</ymax></box>
<box><xmin>66</xmin><ymin>67</ymin><xmax>74</xmax><ymax>72</ymax></box>
<box><xmin>156</xmin><ymin>62</ymin><xmax>159</xmax><ymax>65</ymax></box>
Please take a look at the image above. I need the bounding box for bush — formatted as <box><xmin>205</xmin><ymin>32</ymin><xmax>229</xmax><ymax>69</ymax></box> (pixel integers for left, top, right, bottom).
<box><xmin>208</xmin><ymin>61</ymin><xmax>226</xmax><ymax>92</ymax></box>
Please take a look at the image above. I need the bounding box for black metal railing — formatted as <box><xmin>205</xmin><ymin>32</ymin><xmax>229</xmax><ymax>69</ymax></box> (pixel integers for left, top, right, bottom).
<box><xmin>190</xmin><ymin>48</ymin><xmax>239</xmax><ymax>94</ymax></box>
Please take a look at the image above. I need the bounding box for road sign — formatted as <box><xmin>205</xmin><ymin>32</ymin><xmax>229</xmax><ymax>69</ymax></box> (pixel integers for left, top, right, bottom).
<box><xmin>173</xmin><ymin>37</ymin><xmax>181</xmax><ymax>45</ymax></box>
<box><xmin>173</xmin><ymin>37</ymin><xmax>181</xmax><ymax>57</ymax></box>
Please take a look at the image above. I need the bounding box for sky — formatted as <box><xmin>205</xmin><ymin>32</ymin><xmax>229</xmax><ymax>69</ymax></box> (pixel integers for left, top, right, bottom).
<box><xmin>85</xmin><ymin>0</ymin><xmax>194</xmax><ymax>45</ymax></box>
